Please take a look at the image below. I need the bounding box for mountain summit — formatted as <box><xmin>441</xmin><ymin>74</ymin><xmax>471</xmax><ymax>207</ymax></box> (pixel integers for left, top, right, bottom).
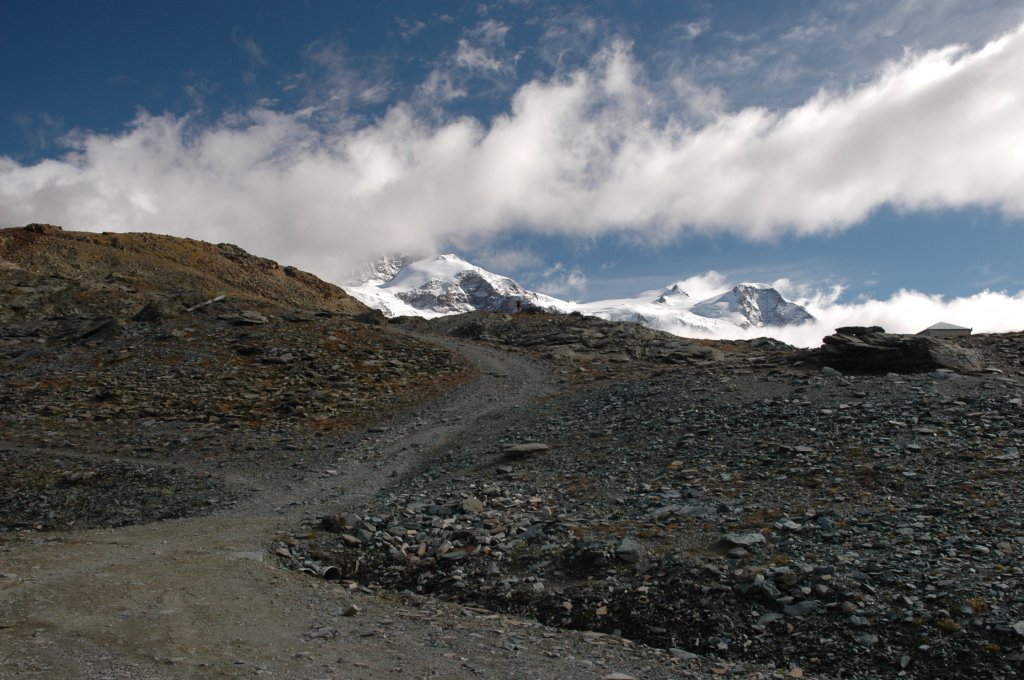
<box><xmin>690</xmin><ymin>283</ymin><xmax>814</xmax><ymax>327</ymax></box>
<box><xmin>346</xmin><ymin>254</ymin><xmax>564</xmax><ymax>318</ymax></box>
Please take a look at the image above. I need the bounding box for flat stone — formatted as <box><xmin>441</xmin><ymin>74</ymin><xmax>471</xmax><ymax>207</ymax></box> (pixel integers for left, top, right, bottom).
<box><xmin>504</xmin><ymin>442</ymin><xmax>550</xmax><ymax>455</ymax></box>
<box><xmin>783</xmin><ymin>600</ymin><xmax>819</xmax><ymax>617</ymax></box>
<box><xmin>669</xmin><ymin>648</ymin><xmax>699</xmax><ymax>660</ymax></box>
<box><xmin>724</xmin><ymin>531</ymin><xmax>766</xmax><ymax>547</ymax></box>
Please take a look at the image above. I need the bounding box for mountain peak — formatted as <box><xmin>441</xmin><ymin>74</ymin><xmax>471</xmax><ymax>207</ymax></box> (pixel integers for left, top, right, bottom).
<box><xmin>346</xmin><ymin>253</ymin><xmax>564</xmax><ymax>317</ymax></box>
<box><xmin>655</xmin><ymin>282</ymin><xmax>691</xmax><ymax>305</ymax></box>
<box><xmin>692</xmin><ymin>284</ymin><xmax>812</xmax><ymax>327</ymax></box>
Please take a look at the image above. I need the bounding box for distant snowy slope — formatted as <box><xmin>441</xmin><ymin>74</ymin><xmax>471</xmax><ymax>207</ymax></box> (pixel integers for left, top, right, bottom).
<box><xmin>342</xmin><ymin>254</ymin><xmax>417</xmax><ymax>286</ymax></box>
<box><xmin>343</xmin><ymin>254</ymin><xmax>814</xmax><ymax>337</ymax></box>
<box><xmin>346</xmin><ymin>254</ymin><xmax>566</xmax><ymax>317</ymax></box>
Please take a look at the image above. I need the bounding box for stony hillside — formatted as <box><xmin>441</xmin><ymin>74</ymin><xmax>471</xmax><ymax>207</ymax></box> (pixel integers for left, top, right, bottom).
<box><xmin>0</xmin><ymin>223</ymin><xmax>368</xmax><ymax>322</ymax></box>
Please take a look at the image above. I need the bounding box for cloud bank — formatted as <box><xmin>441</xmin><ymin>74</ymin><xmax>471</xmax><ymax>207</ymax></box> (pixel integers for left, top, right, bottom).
<box><xmin>704</xmin><ymin>282</ymin><xmax>1024</xmax><ymax>348</ymax></box>
<box><xmin>1</xmin><ymin>22</ymin><xmax>1024</xmax><ymax>280</ymax></box>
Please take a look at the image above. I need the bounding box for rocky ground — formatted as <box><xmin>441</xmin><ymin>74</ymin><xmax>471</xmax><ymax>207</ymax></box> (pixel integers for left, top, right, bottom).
<box><xmin>1</xmin><ymin>225</ymin><xmax>1022</xmax><ymax>679</ymax></box>
<box><xmin>285</xmin><ymin>315</ymin><xmax>1024</xmax><ymax>679</ymax></box>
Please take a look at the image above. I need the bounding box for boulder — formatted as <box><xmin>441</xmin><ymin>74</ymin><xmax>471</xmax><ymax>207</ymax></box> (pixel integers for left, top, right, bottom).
<box><xmin>24</xmin><ymin>223</ymin><xmax>63</xmax><ymax>235</ymax></box>
<box><xmin>818</xmin><ymin>327</ymin><xmax>981</xmax><ymax>374</ymax></box>
<box><xmin>132</xmin><ymin>300</ymin><xmax>177</xmax><ymax>323</ymax></box>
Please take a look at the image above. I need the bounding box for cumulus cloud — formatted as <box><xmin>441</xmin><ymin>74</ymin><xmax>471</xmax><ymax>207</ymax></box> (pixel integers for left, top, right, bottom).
<box><xmin>532</xmin><ymin>262</ymin><xmax>588</xmax><ymax>298</ymax></box>
<box><xmin>455</xmin><ymin>20</ymin><xmax>514</xmax><ymax>73</ymax></box>
<box><xmin>2</xmin><ymin>22</ymin><xmax>1024</xmax><ymax>281</ymax></box>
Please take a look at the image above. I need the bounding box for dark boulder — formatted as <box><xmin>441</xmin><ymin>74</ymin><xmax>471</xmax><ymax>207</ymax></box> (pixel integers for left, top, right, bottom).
<box><xmin>132</xmin><ymin>300</ymin><xmax>177</xmax><ymax>323</ymax></box>
<box><xmin>24</xmin><ymin>223</ymin><xmax>63</xmax><ymax>235</ymax></box>
<box><xmin>818</xmin><ymin>326</ymin><xmax>982</xmax><ymax>374</ymax></box>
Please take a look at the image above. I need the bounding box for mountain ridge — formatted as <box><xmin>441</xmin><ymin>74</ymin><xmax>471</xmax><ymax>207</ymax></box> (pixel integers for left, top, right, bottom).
<box><xmin>345</xmin><ymin>253</ymin><xmax>814</xmax><ymax>336</ymax></box>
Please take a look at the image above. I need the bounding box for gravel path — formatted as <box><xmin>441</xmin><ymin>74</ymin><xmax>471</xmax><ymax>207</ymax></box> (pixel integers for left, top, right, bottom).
<box><xmin>0</xmin><ymin>336</ymin><xmax>759</xmax><ymax>679</ymax></box>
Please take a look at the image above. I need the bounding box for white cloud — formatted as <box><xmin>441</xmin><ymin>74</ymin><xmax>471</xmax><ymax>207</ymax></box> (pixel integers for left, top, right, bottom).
<box><xmin>395</xmin><ymin>18</ymin><xmax>428</xmax><ymax>40</ymax></box>
<box><xmin>473</xmin><ymin>247</ymin><xmax>543</xmax><ymax>272</ymax></box>
<box><xmin>232</xmin><ymin>31</ymin><xmax>267</xmax><ymax>85</ymax></box>
<box><xmin>455</xmin><ymin>20</ymin><xmax>513</xmax><ymax>73</ymax></box>
<box><xmin>662</xmin><ymin>271</ymin><xmax>729</xmax><ymax>301</ymax></box>
<box><xmin>675</xmin><ymin>19</ymin><xmax>710</xmax><ymax>40</ymax></box>
<box><xmin>532</xmin><ymin>262</ymin><xmax>587</xmax><ymax>298</ymax></box>
<box><xmin>2</xmin><ymin>23</ymin><xmax>1024</xmax><ymax>282</ymax></box>
<box><xmin>765</xmin><ymin>288</ymin><xmax>1024</xmax><ymax>348</ymax></box>
<box><xmin>663</xmin><ymin>279</ymin><xmax>1024</xmax><ymax>348</ymax></box>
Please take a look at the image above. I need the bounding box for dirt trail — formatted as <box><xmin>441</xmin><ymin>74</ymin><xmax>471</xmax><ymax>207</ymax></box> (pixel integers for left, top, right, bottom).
<box><xmin>0</xmin><ymin>340</ymin><xmax>641</xmax><ymax>679</ymax></box>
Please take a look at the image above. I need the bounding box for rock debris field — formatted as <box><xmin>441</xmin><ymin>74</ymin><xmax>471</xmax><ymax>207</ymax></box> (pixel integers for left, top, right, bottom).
<box><xmin>284</xmin><ymin>317</ymin><xmax>1024</xmax><ymax>679</ymax></box>
<box><xmin>1</xmin><ymin>225</ymin><xmax>1023</xmax><ymax>679</ymax></box>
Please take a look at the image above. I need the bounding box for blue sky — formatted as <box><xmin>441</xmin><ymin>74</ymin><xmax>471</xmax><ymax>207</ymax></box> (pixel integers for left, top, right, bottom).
<box><xmin>2</xmin><ymin>1</ymin><xmax>1024</xmax><ymax>326</ymax></box>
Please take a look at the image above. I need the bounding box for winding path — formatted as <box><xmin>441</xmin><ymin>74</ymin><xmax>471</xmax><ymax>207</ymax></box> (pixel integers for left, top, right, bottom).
<box><xmin>0</xmin><ymin>339</ymin><xmax>559</xmax><ymax>679</ymax></box>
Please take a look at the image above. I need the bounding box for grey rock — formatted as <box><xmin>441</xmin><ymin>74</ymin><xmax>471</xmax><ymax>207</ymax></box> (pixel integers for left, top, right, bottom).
<box><xmin>669</xmin><ymin>648</ymin><xmax>699</xmax><ymax>660</ymax></box>
<box><xmin>504</xmin><ymin>442</ymin><xmax>550</xmax><ymax>455</ymax></box>
<box><xmin>783</xmin><ymin>600</ymin><xmax>819</xmax><ymax>617</ymax></box>
<box><xmin>614</xmin><ymin>537</ymin><xmax>643</xmax><ymax>563</ymax></box>
<box><xmin>724</xmin><ymin>531</ymin><xmax>766</xmax><ymax>547</ymax></box>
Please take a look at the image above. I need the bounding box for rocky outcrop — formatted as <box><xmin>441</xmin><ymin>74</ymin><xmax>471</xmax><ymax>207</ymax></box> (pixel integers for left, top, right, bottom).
<box><xmin>434</xmin><ymin>311</ymin><xmax>724</xmax><ymax>364</ymax></box>
<box><xmin>818</xmin><ymin>326</ymin><xmax>983</xmax><ymax>373</ymax></box>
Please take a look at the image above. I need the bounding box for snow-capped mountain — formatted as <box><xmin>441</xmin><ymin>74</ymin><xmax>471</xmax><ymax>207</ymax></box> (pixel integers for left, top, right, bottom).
<box><xmin>345</xmin><ymin>254</ymin><xmax>566</xmax><ymax>318</ymax></box>
<box><xmin>343</xmin><ymin>254</ymin><xmax>418</xmax><ymax>286</ymax></box>
<box><xmin>569</xmin><ymin>282</ymin><xmax>814</xmax><ymax>336</ymax></box>
<box><xmin>690</xmin><ymin>283</ymin><xmax>814</xmax><ymax>327</ymax></box>
<box><xmin>343</xmin><ymin>254</ymin><xmax>814</xmax><ymax>336</ymax></box>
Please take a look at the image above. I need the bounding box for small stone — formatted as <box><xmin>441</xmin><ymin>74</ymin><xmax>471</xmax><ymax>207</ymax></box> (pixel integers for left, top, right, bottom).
<box><xmin>669</xmin><ymin>648</ymin><xmax>699</xmax><ymax>660</ymax></box>
<box><xmin>783</xmin><ymin>600</ymin><xmax>819</xmax><ymax>618</ymax></box>
<box><xmin>236</xmin><ymin>311</ymin><xmax>268</xmax><ymax>325</ymax></box>
<box><xmin>503</xmin><ymin>442</ymin><xmax>550</xmax><ymax>458</ymax></box>
<box><xmin>724</xmin><ymin>531</ymin><xmax>765</xmax><ymax>547</ymax></box>
<box><xmin>856</xmin><ymin>633</ymin><xmax>879</xmax><ymax>647</ymax></box>
<box><xmin>614</xmin><ymin>537</ymin><xmax>643</xmax><ymax>563</ymax></box>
